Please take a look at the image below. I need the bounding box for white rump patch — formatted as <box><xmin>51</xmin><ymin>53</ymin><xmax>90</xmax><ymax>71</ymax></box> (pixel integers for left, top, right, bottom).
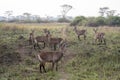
<box><xmin>34</xmin><ymin>39</ymin><xmax>37</xmax><ymax>43</ymax></box>
<box><xmin>38</xmin><ymin>55</ymin><xmax>43</xmax><ymax>62</ymax></box>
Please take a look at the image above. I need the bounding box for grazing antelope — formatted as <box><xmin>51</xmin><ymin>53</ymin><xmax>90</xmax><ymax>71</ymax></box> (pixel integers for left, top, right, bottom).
<box><xmin>37</xmin><ymin>41</ymin><xmax>66</xmax><ymax>73</ymax></box>
<box><xmin>73</xmin><ymin>26</ymin><xmax>87</xmax><ymax>41</ymax></box>
<box><xmin>93</xmin><ymin>28</ymin><xmax>106</xmax><ymax>44</ymax></box>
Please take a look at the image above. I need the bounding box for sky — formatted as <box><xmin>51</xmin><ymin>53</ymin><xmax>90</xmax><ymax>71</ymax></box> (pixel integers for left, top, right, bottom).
<box><xmin>0</xmin><ymin>0</ymin><xmax>120</xmax><ymax>17</ymax></box>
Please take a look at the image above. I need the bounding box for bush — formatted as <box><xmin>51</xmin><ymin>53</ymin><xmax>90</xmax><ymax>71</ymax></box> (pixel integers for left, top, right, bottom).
<box><xmin>70</xmin><ymin>16</ymin><xmax>86</xmax><ymax>26</ymax></box>
<box><xmin>57</xmin><ymin>18</ymin><xmax>70</xmax><ymax>23</ymax></box>
<box><xmin>107</xmin><ymin>16</ymin><xmax>120</xmax><ymax>26</ymax></box>
<box><xmin>71</xmin><ymin>16</ymin><xmax>120</xmax><ymax>27</ymax></box>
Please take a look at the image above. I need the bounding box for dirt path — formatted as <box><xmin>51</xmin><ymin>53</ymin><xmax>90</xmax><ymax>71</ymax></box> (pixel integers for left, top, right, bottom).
<box><xmin>58</xmin><ymin>49</ymin><xmax>76</xmax><ymax>80</ymax></box>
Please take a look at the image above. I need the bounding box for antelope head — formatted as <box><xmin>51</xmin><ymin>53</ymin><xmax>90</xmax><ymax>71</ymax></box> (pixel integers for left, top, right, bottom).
<box><xmin>93</xmin><ymin>28</ymin><xmax>98</xmax><ymax>34</ymax></box>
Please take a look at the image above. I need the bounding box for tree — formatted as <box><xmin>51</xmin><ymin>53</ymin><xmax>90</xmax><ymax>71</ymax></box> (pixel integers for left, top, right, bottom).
<box><xmin>61</xmin><ymin>4</ymin><xmax>72</xmax><ymax>19</ymax></box>
<box><xmin>106</xmin><ymin>10</ymin><xmax>116</xmax><ymax>17</ymax></box>
<box><xmin>70</xmin><ymin>16</ymin><xmax>86</xmax><ymax>26</ymax></box>
<box><xmin>99</xmin><ymin>7</ymin><xmax>109</xmax><ymax>17</ymax></box>
<box><xmin>23</xmin><ymin>12</ymin><xmax>31</xmax><ymax>22</ymax></box>
<box><xmin>117</xmin><ymin>13</ymin><xmax>120</xmax><ymax>16</ymax></box>
<box><xmin>107</xmin><ymin>16</ymin><xmax>120</xmax><ymax>26</ymax></box>
<box><xmin>33</xmin><ymin>15</ymin><xmax>42</xmax><ymax>23</ymax></box>
<box><xmin>96</xmin><ymin>17</ymin><xmax>106</xmax><ymax>26</ymax></box>
<box><xmin>4</xmin><ymin>11</ymin><xmax>13</xmax><ymax>21</ymax></box>
<box><xmin>86</xmin><ymin>17</ymin><xmax>99</xmax><ymax>27</ymax></box>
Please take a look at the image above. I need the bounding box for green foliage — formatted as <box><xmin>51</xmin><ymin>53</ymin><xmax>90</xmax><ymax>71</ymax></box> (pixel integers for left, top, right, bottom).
<box><xmin>107</xmin><ymin>16</ymin><xmax>120</xmax><ymax>26</ymax></box>
<box><xmin>71</xmin><ymin>16</ymin><xmax>120</xmax><ymax>27</ymax></box>
<box><xmin>57</xmin><ymin>18</ymin><xmax>70</xmax><ymax>23</ymax></box>
<box><xmin>95</xmin><ymin>17</ymin><xmax>106</xmax><ymax>26</ymax></box>
<box><xmin>86</xmin><ymin>17</ymin><xmax>98</xmax><ymax>27</ymax></box>
<box><xmin>70</xmin><ymin>16</ymin><xmax>86</xmax><ymax>26</ymax></box>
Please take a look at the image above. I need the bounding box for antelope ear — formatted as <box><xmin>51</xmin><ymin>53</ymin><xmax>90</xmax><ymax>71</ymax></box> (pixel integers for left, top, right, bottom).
<box><xmin>62</xmin><ymin>42</ymin><xmax>67</xmax><ymax>53</ymax></box>
<box><xmin>60</xmin><ymin>41</ymin><xmax>67</xmax><ymax>49</ymax></box>
<box><xmin>59</xmin><ymin>40</ymin><xmax>63</xmax><ymax>46</ymax></box>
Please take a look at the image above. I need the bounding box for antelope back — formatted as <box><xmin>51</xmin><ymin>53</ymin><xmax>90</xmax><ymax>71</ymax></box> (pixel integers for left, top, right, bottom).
<box><xmin>80</xmin><ymin>30</ymin><xmax>86</xmax><ymax>34</ymax></box>
<box><xmin>38</xmin><ymin>51</ymin><xmax>63</xmax><ymax>63</ymax></box>
<box><xmin>50</xmin><ymin>38</ymin><xmax>63</xmax><ymax>43</ymax></box>
<box><xmin>38</xmin><ymin>52</ymin><xmax>55</xmax><ymax>62</ymax></box>
<box><xmin>98</xmin><ymin>33</ymin><xmax>105</xmax><ymax>38</ymax></box>
<box><xmin>36</xmin><ymin>36</ymin><xmax>48</xmax><ymax>42</ymax></box>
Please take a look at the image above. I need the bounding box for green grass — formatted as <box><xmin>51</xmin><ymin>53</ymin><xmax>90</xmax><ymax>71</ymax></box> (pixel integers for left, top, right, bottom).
<box><xmin>0</xmin><ymin>23</ymin><xmax>120</xmax><ymax>80</ymax></box>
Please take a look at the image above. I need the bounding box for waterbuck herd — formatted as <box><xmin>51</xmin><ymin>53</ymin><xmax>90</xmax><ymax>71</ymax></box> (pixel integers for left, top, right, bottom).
<box><xmin>29</xmin><ymin>26</ymin><xmax>106</xmax><ymax>73</ymax></box>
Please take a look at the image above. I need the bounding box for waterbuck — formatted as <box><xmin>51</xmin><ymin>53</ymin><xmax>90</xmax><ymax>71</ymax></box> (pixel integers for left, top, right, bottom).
<box><xmin>37</xmin><ymin>41</ymin><xmax>66</xmax><ymax>73</ymax></box>
<box><xmin>73</xmin><ymin>26</ymin><xmax>87</xmax><ymax>40</ymax></box>
<box><xmin>29</xmin><ymin>29</ymin><xmax>49</xmax><ymax>49</ymax></box>
<box><xmin>93</xmin><ymin>28</ymin><xmax>106</xmax><ymax>44</ymax></box>
<box><xmin>47</xmin><ymin>32</ymin><xmax>63</xmax><ymax>50</ymax></box>
<box><xmin>29</xmin><ymin>30</ymin><xmax>35</xmax><ymax>45</ymax></box>
<box><xmin>34</xmin><ymin>35</ymin><xmax>48</xmax><ymax>49</ymax></box>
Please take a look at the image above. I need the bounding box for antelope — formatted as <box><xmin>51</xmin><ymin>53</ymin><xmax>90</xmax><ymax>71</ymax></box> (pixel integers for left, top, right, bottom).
<box><xmin>43</xmin><ymin>28</ymin><xmax>50</xmax><ymax>34</ymax></box>
<box><xmin>47</xmin><ymin>32</ymin><xmax>63</xmax><ymax>50</ymax></box>
<box><xmin>34</xmin><ymin>35</ymin><xmax>48</xmax><ymax>49</ymax></box>
<box><xmin>49</xmin><ymin>38</ymin><xmax>63</xmax><ymax>50</ymax></box>
<box><xmin>37</xmin><ymin>41</ymin><xmax>66</xmax><ymax>73</ymax></box>
<box><xmin>93</xmin><ymin>28</ymin><xmax>106</xmax><ymax>44</ymax></box>
<box><xmin>29</xmin><ymin>29</ymin><xmax>50</xmax><ymax>49</ymax></box>
<box><xmin>29</xmin><ymin>30</ymin><xmax>35</xmax><ymax>45</ymax></box>
<box><xmin>73</xmin><ymin>26</ymin><xmax>87</xmax><ymax>40</ymax></box>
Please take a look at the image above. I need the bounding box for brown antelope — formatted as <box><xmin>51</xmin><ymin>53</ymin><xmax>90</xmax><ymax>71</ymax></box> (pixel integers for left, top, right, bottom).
<box><xmin>34</xmin><ymin>35</ymin><xmax>48</xmax><ymax>49</ymax></box>
<box><xmin>49</xmin><ymin>38</ymin><xmax>63</xmax><ymax>50</ymax></box>
<box><xmin>29</xmin><ymin>30</ymin><xmax>35</xmax><ymax>45</ymax></box>
<box><xmin>37</xmin><ymin>41</ymin><xmax>66</xmax><ymax>73</ymax></box>
<box><xmin>93</xmin><ymin>28</ymin><xmax>106</xmax><ymax>44</ymax></box>
<box><xmin>73</xmin><ymin>26</ymin><xmax>87</xmax><ymax>40</ymax></box>
<box><xmin>29</xmin><ymin>29</ymin><xmax>50</xmax><ymax>49</ymax></box>
<box><xmin>43</xmin><ymin>28</ymin><xmax>50</xmax><ymax>34</ymax></box>
<box><xmin>47</xmin><ymin>32</ymin><xmax>63</xmax><ymax>50</ymax></box>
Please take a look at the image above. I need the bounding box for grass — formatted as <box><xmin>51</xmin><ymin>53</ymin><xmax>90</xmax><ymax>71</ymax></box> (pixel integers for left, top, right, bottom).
<box><xmin>0</xmin><ymin>22</ymin><xmax>120</xmax><ymax>80</ymax></box>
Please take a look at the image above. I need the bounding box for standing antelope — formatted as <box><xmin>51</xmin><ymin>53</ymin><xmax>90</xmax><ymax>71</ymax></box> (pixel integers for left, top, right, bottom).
<box><xmin>34</xmin><ymin>35</ymin><xmax>48</xmax><ymax>49</ymax></box>
<box><xmin>93</xmin><ymin>28</ymin><xmax>106</xmax><ymax>44</ymax></box>
<box><xmin>73</xmin><ymin>26</ymin><xmax>87</xmax><ymax>40</ymax></box>
<box><xmin>37</xmin><ymin>41</ymin><xmax>66</xmax><ymax>73</ymax></box>
<box><xmin>29</xmin><ymin>29</ymin><xmax>50</xmax><ymax>49</ymax></box>
<box><xmin>47</xmin><ymin>32</ymin><xmax>63</xmax><ymax>50</ymax></box>
<box><xmin>29</xmin><ymin>30</ymin><xmax>35</xmax><ymax>45</ymax></box>
<box><xmin>43</xmin><ymin>28</ymin><xmax>50</xmax><ymax>34</ymax></box>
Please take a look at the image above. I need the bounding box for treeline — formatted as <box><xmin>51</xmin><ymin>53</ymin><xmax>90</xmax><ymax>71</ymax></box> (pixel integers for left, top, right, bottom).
<box><xmin>0</xmin><ymin>17</ymin><xmax>72</xmax><ymax>23</ymax></box>
<box><xmin>70</xmin><ymin>7</ymin><xmax>120</xmax><ymax>27</ymax></box>
<box><xmin>70</xmin><ymin>16</ymin><xmax>120</xmax><ymax>27</ymax></box>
